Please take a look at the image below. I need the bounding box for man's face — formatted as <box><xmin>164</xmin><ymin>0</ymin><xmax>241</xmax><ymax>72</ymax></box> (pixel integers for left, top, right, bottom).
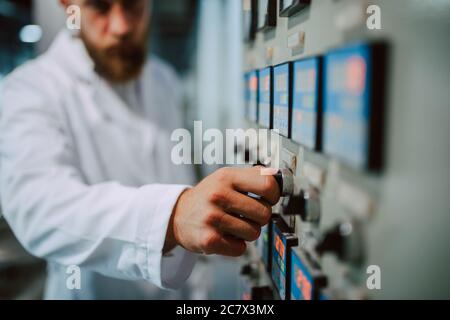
<box><xmin>65</xmin><ymin>0</ymin><xmax>151</xmax><ymax>83</ymax></box>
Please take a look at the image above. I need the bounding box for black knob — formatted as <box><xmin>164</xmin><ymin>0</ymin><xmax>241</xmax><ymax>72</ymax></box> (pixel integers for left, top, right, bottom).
<box><xmin>315</xmin><ymin>222</ymin><xmax>364</xmax><ymax>265</ymax></box>
<box><xmin>251</xmin><ymin>165</ymin><xmax>294</xmax><ymax>197</ymax></box>
<box><xmin>283</xmin><ymin>188</ymin><xmax>320</xmax><ymax>223</ymax></box>
<box><xmin>240</xmin><ymin>263</ymin><xmax>260</xmax><ymax>278</ymax></box>
<box><xmin>316</xmin><ymin>224</ymin><xmax>345</xmax><ymax>259</ymax></box>
<box><xmin>240</xmin><ymin>264</ymin><xmax>253</xmax><ymax>276</ymax></box>
<box><xmin>283</xmin><ymin>192</ymin><xmax>306</xmax><ymax>216</ymax></box>
<box><xmin>273</xmin><ymin>171</ymin><xmax>284</xmax><ymax>193</ymax></box>
<box><xmin>273</xmin><ymin>168</ymin><xmax>294</xmax><ymax>196</ymax></box>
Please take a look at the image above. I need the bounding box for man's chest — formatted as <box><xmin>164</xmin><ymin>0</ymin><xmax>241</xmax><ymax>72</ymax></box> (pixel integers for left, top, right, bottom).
<box><xmin>60</xmin><ymin>82</ymin><xmax>176</xmax><ymax>187</ymax></box>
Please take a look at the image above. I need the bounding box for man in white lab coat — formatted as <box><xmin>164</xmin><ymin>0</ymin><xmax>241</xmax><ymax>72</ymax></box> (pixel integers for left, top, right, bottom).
<box><xmin>0</xmin><ymin>0</ymin><xmax>280</xmax><ymax>299</ymax></box>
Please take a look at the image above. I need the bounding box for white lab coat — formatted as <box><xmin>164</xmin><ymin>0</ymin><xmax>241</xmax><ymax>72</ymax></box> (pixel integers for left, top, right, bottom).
<box><xmin>0</xmin><ymin>31</ymin><xmax>198</xmax><ymax>299</ymax></box>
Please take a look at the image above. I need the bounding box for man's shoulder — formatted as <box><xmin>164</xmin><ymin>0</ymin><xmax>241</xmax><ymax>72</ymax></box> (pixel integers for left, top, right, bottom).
<box><xmin>4</xmin><ymin>56</ymin><xmax>47</xmax><ymax>91</ymax></box>
<box><xmin>1</xmin><ymin>51</ymin><xmax>74</xmax><ymax>121</ymax></box>
<box><xmin>4</xmin><ymin>53</ymin><xmax>67</xmax><ymax>98</ymax></box>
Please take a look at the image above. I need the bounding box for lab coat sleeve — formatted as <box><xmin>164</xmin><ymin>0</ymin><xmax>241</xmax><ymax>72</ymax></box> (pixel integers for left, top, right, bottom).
<box><xmin>0</xmin><ymin>76</ymin><xmax>197</xmax><ymax>290</ymax></box>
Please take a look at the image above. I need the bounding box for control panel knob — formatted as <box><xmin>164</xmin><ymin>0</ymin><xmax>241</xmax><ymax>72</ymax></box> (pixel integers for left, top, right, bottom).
<box><xmin>283</xmin><ymin>188</ymin><xmax>321</xmax><ymax>223</ymax></box>
<box><xmin>240</xmin><ymin>262</ymin><xmax>259</xmax><ymax>278</ymax></box>
<box><xmin>315</xmin><ymin>221</ymin><xmax>364</xmax><ymax>265</ymax></box>
<box><xmin>273</xmin><ymin>168</ymin><xmax>294</xmax><ymax>196</ymax></box>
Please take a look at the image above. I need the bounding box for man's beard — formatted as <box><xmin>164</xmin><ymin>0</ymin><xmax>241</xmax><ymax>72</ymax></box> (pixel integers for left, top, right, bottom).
<box><xmin>81</xmin><ymin>31</ymin><xmax>148</xmax><ymax>84</ymax></box>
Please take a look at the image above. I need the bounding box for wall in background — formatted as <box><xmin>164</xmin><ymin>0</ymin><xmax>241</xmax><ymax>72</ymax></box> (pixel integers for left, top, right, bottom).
<box><xmin>33</xmin><ymin>0</ymin><xmax>65</xmax><ymax>54</ymax></box>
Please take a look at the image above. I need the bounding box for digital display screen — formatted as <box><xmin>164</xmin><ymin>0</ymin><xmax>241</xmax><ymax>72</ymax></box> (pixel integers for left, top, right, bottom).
<box><xmin>323</xmin><ymin>43</ymin><xmax>373</xmax><ymax>169</ymax></box>
<box><xmin>271</xmin><ymin>218</ymin><xmax>297</xmax><ymax>300</ymax></box>
<box><xmin>243</xmin><ymin>0</ymin><xmax>257</xmax><ymax>42</ymax></box>
<box><xmin>291</xmin><ymin>249</ymin><xmax>314</xmax><ymax>300</ymax></box>
<box><xmin>258</xmin><ymin>67</ymin><xmax>272</xmax><ymax>128</ymax></box>
<box><xmin>292</xmin><ymin>57</ymin><xmax>321</xmax><ymax>149</ymax></box>
<box><xmin>280</xmin><ymin>0</ymin><xmax>310</xmax><ymax>17</ymax></box>
<box><xmin>243</xmin><ymin>9</ymin><xmax>252</xmax><ymax>42</ymax></box>
<box><xmin>281</xmin><ymin>0</ymin><xmax>295</xmax><ymax>10</ymax></box>
<box><xmin>257</xmin><ymin>0</ymin><xmax>276</xmax><ymax>30</ymax></box>
<box><xmin>273</xmin><ymin>63</ymin><xmax>291</xmax><ymax>137</ymax></box>
<box><xmin>291</xmin><ymin>248</ymin><xmax>327</xmax><ymax>300</ymax></box>
<box><xmin>258</xmin><ymin>0</ymin><xmax>268</xmax><ymax>29</ymax></box>
<box><xmin>272</xmin><ymin>223</ymin><xmax>287</xmax><ymax>300</ymax></box>
<box><xmin>245</xmin><ymin>71</ymin><xmax>258</xmax><ymax>122</ymax></box>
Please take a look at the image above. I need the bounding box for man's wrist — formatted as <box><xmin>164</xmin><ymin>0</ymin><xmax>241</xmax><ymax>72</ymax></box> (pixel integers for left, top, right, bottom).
<box><xmin>163</xmin><ymin>212</ymin><xmax>177</xmax><ymax>254</ymax></box>
<box><xmin>163</xmin><ymin>188</ymin><xmax>188</xmax><ymax>254</ymax></box>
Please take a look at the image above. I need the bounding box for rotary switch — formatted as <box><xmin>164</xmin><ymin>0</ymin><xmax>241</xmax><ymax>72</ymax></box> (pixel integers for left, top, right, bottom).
<box><xmin>273</xmin><ymin>168</ymin><xmax>294</xmax><ymax>196</ymax></box>
<box><xmin>283</xmin><ymin>188</ymin><xmax>321</xmax><ymax>223</ymax></box>
<box><xmin>315</xmin><ymin>221</ymin><xmax>364</xmax><ymax>266</ymax></box>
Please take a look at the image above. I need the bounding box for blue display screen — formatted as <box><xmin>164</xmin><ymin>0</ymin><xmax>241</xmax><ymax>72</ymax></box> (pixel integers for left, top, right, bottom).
<box><xmin>323</xmin><ymin>43</ymin><xmax>373</xmax><ymax>168</ymax></box>
<box><xmin>291</xmin><ymin>249</ymin><xmax>314</xmax><ymax>300</ymax></box>
<box><xmin>292</xmin><ymin>58</ymin><xmax>320</xmax><ymax>149</ymax></box>
<box><xmin>258</xmin><ymin>67</ymin><xmax>272</xmax><ymax>128</ymax></box>
<box><xmin>273</xmin><ymin>63</ymin><xmax>290</xmax><ymax>137</ymax></box>
<box><xmin>271</xmin><ymin>222</ymin><xmax>287</xmax><ymax>299</ymax></box>
<box><xmin>245</xmin><ymin>71</ymin><xmax>258</xmax><ymax>122</ymax></box>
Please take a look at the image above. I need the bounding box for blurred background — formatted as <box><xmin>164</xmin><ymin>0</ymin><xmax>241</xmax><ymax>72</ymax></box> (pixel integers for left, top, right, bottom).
<box><xmin>0</xmin><ymin>0</ymin><xmax>244</xmax><ymax>300</ymax></box>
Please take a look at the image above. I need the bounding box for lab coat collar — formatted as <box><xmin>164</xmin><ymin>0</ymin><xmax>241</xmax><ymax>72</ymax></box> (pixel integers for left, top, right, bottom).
<box><xmin>47</xmin><ymin>30</ymin><xmax>150</xmax><ymax>128</ymax></box>
<box><xmin>47</xmin><ymin>30</ymin><xmax>97</xmax><ymax>83</ymax></box>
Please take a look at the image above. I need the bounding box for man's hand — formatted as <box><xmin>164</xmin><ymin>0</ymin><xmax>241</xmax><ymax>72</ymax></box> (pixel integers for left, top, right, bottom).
<box><xmin>165</xmin><ymin>167</ymin><xmax>281</xmax><ymax>256</ymax></box>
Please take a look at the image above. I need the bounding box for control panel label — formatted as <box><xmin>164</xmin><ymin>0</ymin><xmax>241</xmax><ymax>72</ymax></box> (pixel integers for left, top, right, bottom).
<box><xmin>258</xmin><ymin>67</ymin><xmax>272</xmax><ymax>128</ymax></box>
<box><xmin>292</xmin><ymin>57</ymin><xmax>321</xmax><ymax>149</ymax></box>
<box><xmin>273</xmin><ymin>63</ymin><xmax>291</xmax><ymax>137</ymax></box>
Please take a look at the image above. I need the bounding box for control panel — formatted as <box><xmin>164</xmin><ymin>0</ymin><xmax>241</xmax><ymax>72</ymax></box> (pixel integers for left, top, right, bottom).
<box><xmin>239</xmin><ymin>0</ymin><xmax>450</xmax><ymax>299</ymax></box>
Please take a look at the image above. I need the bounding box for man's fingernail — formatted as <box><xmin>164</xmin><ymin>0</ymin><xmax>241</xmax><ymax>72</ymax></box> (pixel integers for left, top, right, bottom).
<box><xmin>260</xmin><ymin>167</ymin><xmax>278</xmax><ymax>176</ymax></box>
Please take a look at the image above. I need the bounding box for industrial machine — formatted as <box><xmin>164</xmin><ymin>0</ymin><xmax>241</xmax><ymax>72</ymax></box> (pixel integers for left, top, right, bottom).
<box><xmin>239</xmin><ymin>0</ymin><xmax>450</xmax><ymax>299</ymax></box>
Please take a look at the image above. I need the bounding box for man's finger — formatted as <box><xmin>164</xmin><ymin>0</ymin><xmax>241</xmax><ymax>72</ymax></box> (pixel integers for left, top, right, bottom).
<box><xmin>208</xmin><ymin>233</ymin><xmax>247</xmax><ymax>257</ymax></box>
<box><xmin>213</xmin><ymin>190</ymin><xmax>271</xmax><ymax>226</ymax></box>
<box><xmin>217</xmin><ymin>213</ymin><xmax>261</xmax><ymax>242</ymax></box>
<box><xmin>230</xmin><ymin>167</ymin><xmax>281</xmax><ymax>205</ymax></box>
